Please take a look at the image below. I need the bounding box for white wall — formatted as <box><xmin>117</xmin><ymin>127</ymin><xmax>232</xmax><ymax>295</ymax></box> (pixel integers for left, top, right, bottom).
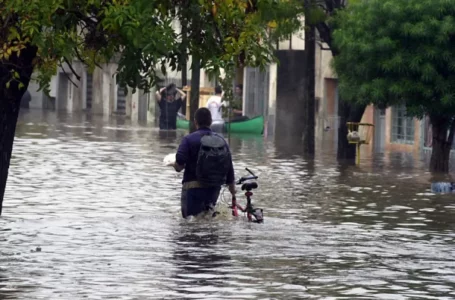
<box><xmin>267</xmin><ymin>63</ymin><xmax>278</xmax><ymax>135</ymax></box>
<box><xmin>27</xmin><ymin>79</ymin><xmax>44</xmax><ymax>109</ymax></box>
<box><xmin>49</xmin><ymin>75</ymin><xmax>58</xmax><ymax>98</ymax></box>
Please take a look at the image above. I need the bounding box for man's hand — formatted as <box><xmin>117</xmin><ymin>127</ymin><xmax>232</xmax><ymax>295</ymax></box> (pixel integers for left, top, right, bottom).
<box><xmin>155</xmin><ymin>87</ymin><xmax>166</xmax><ymax>101</ymax></box>
<box><xmin>176</xmin><ymin>88</ymin><xmax>186</xmax><ymax>99</ymax></box>
<box><xmin>173</xmin><ymin>162</ymin><xmax>184</xmax><ymax>172</ymax></box>
<box><xmin>228</xmin><ymin>183</ymin><xmax>236</xmax><ymax>196</ymax></box>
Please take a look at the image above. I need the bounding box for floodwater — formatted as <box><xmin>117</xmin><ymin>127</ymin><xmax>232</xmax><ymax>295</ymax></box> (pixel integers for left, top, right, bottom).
<box><xmin>1</xmin><ymin>110</ymin><xmax>455</xmax><ymax>300</ymax></box>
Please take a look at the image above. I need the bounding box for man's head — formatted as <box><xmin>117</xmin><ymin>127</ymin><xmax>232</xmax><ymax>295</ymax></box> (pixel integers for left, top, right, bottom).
<box><xmin>194</xmin><ymin>107</ymin><xmax>212</xmax><ymax>129</ymax></box>
<box><xmin>235</xmin><ymin>84</ymin><xmax>243</xmax><ymax>96</ymax></box>
<box><xmin>164</xmin><ymin>83</ymin><xmax>177</xmax><ymax>101</ymax></box>
<box><xmin>215</xmin><ymin>85</ymin><xmax>222</xmax><ymax>95</ymax></box>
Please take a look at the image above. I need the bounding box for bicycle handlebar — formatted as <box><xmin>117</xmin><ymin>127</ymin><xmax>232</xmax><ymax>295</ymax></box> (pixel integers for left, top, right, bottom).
<box><xmin>236</xmin><ymin>168</ymin><xmax>258</xmax><ymax>184</ymax></box>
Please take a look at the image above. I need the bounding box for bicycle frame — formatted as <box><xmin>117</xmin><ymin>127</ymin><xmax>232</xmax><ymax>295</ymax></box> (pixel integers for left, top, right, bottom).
<box><xmin>231</xmin><ymin>168</ymin><xmax>263</xmax><ymax>223</ymax></box>
<box><xmin>231</xmin><ymin>191</ymin><xmax>255</xmax><ymax>222</ymax></box>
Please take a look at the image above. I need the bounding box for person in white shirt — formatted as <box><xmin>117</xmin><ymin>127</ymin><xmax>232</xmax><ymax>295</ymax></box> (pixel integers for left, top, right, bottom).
<box><xmin>206</xmin><ymin>86</ymin><xmax>224</xmax><ymax>121</ymax></box>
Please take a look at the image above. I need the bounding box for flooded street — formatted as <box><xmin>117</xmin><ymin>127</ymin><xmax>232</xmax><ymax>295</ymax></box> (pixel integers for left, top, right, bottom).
<box><xmin>1</xmin><ymin>110</ymin><xmax>455</xmax><ymax>299</ymax></box>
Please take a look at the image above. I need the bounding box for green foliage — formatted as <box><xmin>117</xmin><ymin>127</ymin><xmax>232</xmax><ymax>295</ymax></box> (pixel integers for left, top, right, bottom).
<box><xmin>0</xmin><ymin>0</ymin><xmax>176</xmax><ymax>94</ymax></box>
<box><xmin>172</xmin><ymin>0</ymin><xmax>303</xmax><ymax>80</ymax></box>
<box><xmin>332</xmin><ymin>0</ymin><xmax>455</xmax><ymax>119</ymax></box>
<box><xmin>0</xmin><ymin>0</ymin><xmax>303</xmax><ymax>97</ymax></box>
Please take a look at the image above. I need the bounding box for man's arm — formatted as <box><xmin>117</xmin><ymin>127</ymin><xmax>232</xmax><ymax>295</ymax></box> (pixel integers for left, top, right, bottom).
<box><xmin>176</xmin><ymin>98</ymin><xmax>184</xmax><ymax>112</ymax></box>
<box><xmin>226</xmin><ymin>150</ymin><xmax>236</xmax><ymax>195</ymax></box>
<box><xmin>174</xmin><ymin>137</ymin><xmax>188</xmax><ymax>172</ymax></box>
<box><xmin>176</xmin><ymin>88</ymin><xmax>186</xmax><ymax>100</ymax></box>
<box><xmin>155</xmin><ymin>87</ymin><xmax>165</xmax><ymax>101</ymax></box>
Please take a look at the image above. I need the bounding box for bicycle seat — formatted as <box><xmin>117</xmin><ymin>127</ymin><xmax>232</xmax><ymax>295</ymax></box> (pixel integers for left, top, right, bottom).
<box><xmin>242</xmin><ymin>182</ymin><xmax>258</xmax><ymax>191</ymax></box>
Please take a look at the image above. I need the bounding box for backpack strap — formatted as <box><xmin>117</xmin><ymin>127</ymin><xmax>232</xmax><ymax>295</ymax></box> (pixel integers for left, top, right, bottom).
<box><xmin>198</xmin><ymin>130</ymin><xmax>215</xmax><ymax>138</ymax></box>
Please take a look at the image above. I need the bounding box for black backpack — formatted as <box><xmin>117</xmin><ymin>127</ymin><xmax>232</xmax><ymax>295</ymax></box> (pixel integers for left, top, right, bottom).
<box><xmin>196</xmin><ymin>132</ymin><xmax>231</xmax><ymax>187</ymax></box>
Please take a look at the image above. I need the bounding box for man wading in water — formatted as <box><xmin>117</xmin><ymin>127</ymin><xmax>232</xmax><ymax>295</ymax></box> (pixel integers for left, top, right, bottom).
<box><xmin>173</xmin><ymin>108</ymin><xmax>236</xmax><ymax>218</ymax></box>
<box><xmin>155</xmin><ymin>83</ymin><xmax>186</xmax><ymax>130</ymax></box>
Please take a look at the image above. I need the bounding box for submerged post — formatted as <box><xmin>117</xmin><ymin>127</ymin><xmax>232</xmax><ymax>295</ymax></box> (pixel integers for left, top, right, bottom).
<box><xmin>356</xmin><ymin>144</ymin><xmax>361</xmax><ymax>165</ymax></box>
<box><xmin>346</xmin><ymin>122</ymin><xmax>374</xmax><ymax>165</ymax></box>
<box><xmin>228</xmin><ymin>103</ymin><xmax>231</xmax><ymax>145</ymax></box>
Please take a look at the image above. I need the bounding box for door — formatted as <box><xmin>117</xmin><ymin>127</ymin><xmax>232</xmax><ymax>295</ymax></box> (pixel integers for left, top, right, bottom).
<box><xmin>57</xmin><ymin>73</ymin><xmax>68</xmax><ymax>111</ymax></box>
<box><xmin>374</xmin><ymin>107</ymin><xmax>386</xmax><ymax>152</ymax></box>
<box><xmin>244</xmin><ymin>66</ymin><xmax>270</xmax><ymax>118</ymax></box>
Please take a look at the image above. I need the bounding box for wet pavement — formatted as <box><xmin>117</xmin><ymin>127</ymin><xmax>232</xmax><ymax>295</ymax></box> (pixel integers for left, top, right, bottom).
<box><xmin>1</xmin><ymin>109</ymin><xmax>455</xmax><ymax>299</ymax></box>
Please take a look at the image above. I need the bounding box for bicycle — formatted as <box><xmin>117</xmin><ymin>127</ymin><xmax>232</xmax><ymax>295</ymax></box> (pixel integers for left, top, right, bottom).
<box><xmin>230</xmin><ymin>168</ymin><xmax>264</xmax><ymax>223</ymax></box>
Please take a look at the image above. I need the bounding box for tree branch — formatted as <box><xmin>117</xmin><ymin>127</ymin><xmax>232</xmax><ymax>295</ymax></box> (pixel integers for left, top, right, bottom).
<box><xmin>67</xmin><ymin>9</ymin><xmax>99</xmax><ymax>26</ymax></box>
<box><xmin>315</xmin><ymin>22</ymin><xmax>339</xmax><ymax>56</ymax></box>
<box><xmin>324</xmin><ymin>0</ymin><xmax>334</xmax><ymax>13</ymax></box>
<box><xmin>315</xmin><ymin>22</ymin><xmax>332</xmax><ymax>47</ymax></box>
<box><xmin>3</xmin><ymin>14</ymin><xmax>12</xmax><ymax>29</ymax></box>
<box><xmin>74</xmin><ymin>46</ymin><xmax>89</xmax><ymax>66</ymax></box>
<box><xmin>58</xmin><ymin>60</ymin><xmax>79</xmax><ymax>88</ymax></box>
<box><xmin>63</xmin><ymin>57</ymin><xmax>81</xmax><ymax>81</ymax></box>
<box><xmin>210</xmin><ymin>12</ymin><xmax>224</xmax><ymax>46</ymax></box>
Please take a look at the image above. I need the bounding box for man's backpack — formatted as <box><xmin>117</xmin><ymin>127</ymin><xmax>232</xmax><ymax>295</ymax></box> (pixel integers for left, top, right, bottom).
<box><xmin>196</xmin><ymin>132</ymin><xmax>231</xmax><ymax>187</ymax></box>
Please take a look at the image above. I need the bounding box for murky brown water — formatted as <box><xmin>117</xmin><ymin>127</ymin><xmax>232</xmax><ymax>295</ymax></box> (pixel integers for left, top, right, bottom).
<box><xmin>1</xmin><ymin>110</ymin><xmax>455</xmax><ymax>299</ymax></box>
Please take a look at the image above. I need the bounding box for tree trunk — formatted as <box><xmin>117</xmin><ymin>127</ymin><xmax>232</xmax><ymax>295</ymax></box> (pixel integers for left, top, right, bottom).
<box><xmin>180</xmin><ymin>18</ymin><xmax>188</xmax><ymax>88</ymax></box>
<box><xmin>429</xmin><ymin>117</ymin><xmax>455</xmax><ymax>173</ymax></box>
<box><xmin>302</xmin><ymin>19</ymin><xmax>316</xmax><ymax>155</ymax></box>
<box><xmin>337</xmin><ymin>99</ymin><xmax>367</xmax><ymax>161</ymax></box>
<box><xmin>0</xmin><ymin>45</ymin><xmax>37</xmax><ymax>215</ymax></box>
<box><xmin>189</xmin><ymin>56</ymin><xmax>200</xmax><ymax>133</ymax></box>
<box><xmin>180</xmin><ymin>19</ymin><xmax>188</xmax><ymax>116</ymax></box>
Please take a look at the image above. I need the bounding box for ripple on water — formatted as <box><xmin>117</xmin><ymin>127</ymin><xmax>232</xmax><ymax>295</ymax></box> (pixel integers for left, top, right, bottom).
<box><xmin>1</xmin><ymin>111</ymin><xmax>455</xmax><ymax>299</ymax></box>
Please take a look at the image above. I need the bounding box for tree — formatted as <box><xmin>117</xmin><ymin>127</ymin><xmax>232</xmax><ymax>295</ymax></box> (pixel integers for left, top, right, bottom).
<box><xmin>0</xmin><ymin>0</ymin><xmax>178</xmax><ymax>215</ymax></box>
<box><xmin>311</xmin><ymin>0</ymin><xmax>366</xmax><ymax>161</ymax></box>
<box><xmin>302</xmin><ymin>0</ymin><xmax>316</xmax><ymax>155</ymax></box>
<box><xmin>166</xmin><ymin>0</ymin><xmax>303</xmax><ymax>131</ymax></box>
<box><xmin>0</xmin><ymin>0</ymin><xmax>302</xmax><ymax>214</ymax></box>
<box><xmin>332</xmin><ymin>0</ymin><xmax>455</xmax><ymax>172</ymax></box>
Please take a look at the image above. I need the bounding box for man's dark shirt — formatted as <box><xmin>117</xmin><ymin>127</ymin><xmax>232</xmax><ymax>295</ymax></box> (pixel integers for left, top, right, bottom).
<box><xmin>159</xmin><ymin>98</ymin><xmax>183</xmax><ymax>129</ymax></box>
<box><xmin>176</xmin><ymin>127</ymin><xmax>235</xmax><ymax>185</ymax></box>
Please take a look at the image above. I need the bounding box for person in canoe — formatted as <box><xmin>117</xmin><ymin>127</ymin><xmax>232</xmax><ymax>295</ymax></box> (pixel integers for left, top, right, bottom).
<box><xmin>155</xmin><ymin>83</ymin><xmax>186</xmax><ymax>130</ymax></box>
<box><xmin>227</xmin><ymin>84</ymin><xmax>249</xmax><ymax>122</ymax></box>
<box><xmin>206</xmin><ymin>85</ymin><xmax>225</xmax><ymax>132</ymax></box>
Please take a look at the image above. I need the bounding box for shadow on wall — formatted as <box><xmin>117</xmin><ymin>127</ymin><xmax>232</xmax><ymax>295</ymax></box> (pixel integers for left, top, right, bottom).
<box><xmin>274</xmin><ymin>50</ymin><xmax>306</xmax><ymax>138</ymax></box>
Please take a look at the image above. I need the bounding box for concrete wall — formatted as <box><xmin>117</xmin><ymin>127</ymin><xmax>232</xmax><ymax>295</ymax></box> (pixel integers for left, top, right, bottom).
<box><xmin>26</xmin><ymin>73</ymin><xmax>59</xmax><ymax>110</ymax></box>
<box><xmin>27</xmin><ymin>80</ymin><xmax>45</xmax><ymax>109</ymax></box>
<box><xmin>90</xmin><ymin>63</ymin><xmax>117</xmax><ymax>116</ymax></box>
<box><xmin>125</xmin><ymin>86</ymin><xmax>139</xmax><ymax>120</ymax></box>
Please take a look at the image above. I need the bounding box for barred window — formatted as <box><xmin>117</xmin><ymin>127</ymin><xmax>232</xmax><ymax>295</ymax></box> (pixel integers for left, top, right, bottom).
<box><xmin>391</xmin><ymin>105</ymin><xmax>414</xmax><ymax>144</ymax></box>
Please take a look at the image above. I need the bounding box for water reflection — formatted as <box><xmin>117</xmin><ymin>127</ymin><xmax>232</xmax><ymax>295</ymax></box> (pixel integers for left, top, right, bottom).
<box><xmin>3</xmin><ymin>109</ymin><xmax>455</xmax><ymax>299</ymax></box>
<box><xmin>0</xmin><ymin>273</ymin><xmax>18</xmax><ymax>300</ymax></box>
<box><xmin>170</xmin><ymin>223</ymin><xmax>232</xmax><ymax>299</ymax></box>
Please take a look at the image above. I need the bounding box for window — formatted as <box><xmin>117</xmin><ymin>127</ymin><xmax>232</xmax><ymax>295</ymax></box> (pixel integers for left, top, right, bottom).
<box><xmin>391</xmin><ymin>105</ymin><xmax>415</xmax><ymax>144</ymax></box>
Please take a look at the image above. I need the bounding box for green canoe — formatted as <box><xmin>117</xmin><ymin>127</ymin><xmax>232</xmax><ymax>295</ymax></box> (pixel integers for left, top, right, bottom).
<box><xmin>176</xmin><ymin>115</ymin><xmax>264</xmax><ymax>135</ymax></box>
